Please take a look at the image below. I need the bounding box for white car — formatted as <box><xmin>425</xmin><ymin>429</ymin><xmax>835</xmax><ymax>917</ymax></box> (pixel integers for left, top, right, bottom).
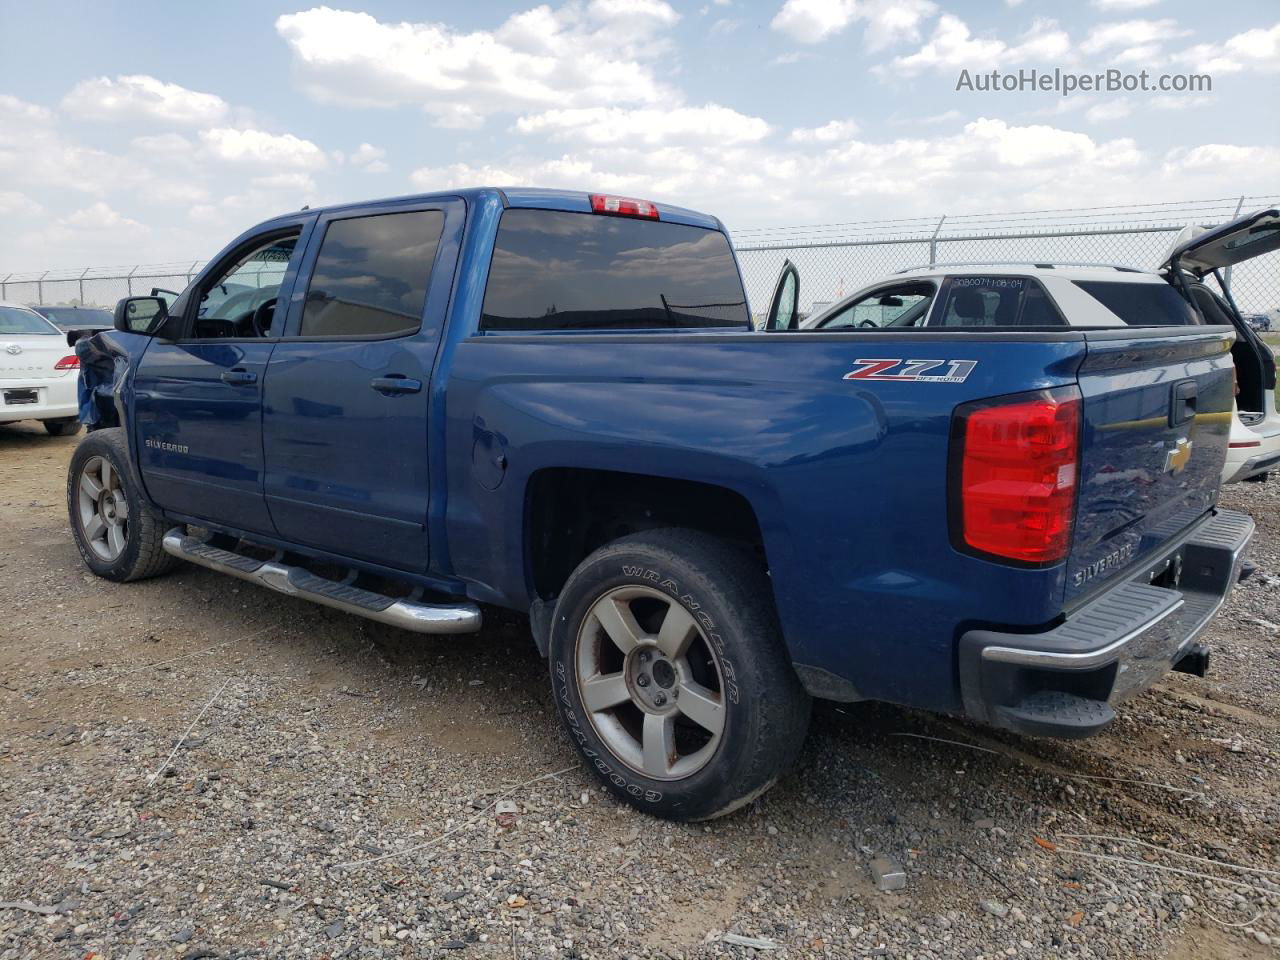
<box><xmin>0</xmin><ymin>300</ymin><xmax>82</xmax><ymax>436</ymax></box>
<box><xmin>775</xmin><ymin>206</ymin><xmax>1280</xmax><ymax>485</ymax></box>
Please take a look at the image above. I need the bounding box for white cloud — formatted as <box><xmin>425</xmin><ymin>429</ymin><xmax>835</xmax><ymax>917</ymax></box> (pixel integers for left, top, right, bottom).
<box><xmin>410</xmin><ymin>117</ymin><xmax>1161</xmax><ymax>231</ymax></box>
<box><xmin>252</xmin><ymin>172</ymin><xmax>319</xmax><ymax>192</ymax></box>
<box><xmin>275</xmin><ymin>3</ymin><xmax>681</xmax><ymax>127</ymax></box>
<box><xmin>918</xmin><ymin>108</ymin><xmax>963</xmax><ymax>125</ymax></box>
<box><xmin>771</xmin><ymin>0</ymin><xmax>856</xmax><ymax>44</ymax></box>
<box><xmin>770</xmin><ymin>0</ymin><xmax>936</xmax><ymax>48</ymax></box>
<box><xmin>860</xmin><ymin>0</ymin><xmax>939</xmax><ymax>52</ymax></box>
<box><xmin>0</xmin><ymin>94</ymin><xmax>138</xmax><ymax>195</ymax></box>
<box><xmin>1149</xmin><ymin>93</ymin><xmax>1212</xmax><ymax>110</ymax></box>
<box><xmin>1080</xmin><ymin>18</ymin><xmax>1187</xmax><ymax>56</ymax></box>
<box><xmin>1163</xmin><ymin>143</ymin><xmax>1280</xmax><ymax>174</ymax></box>
<box><xmin>137</xmin><ymin>181</ymin><xmax>211</xmax><ymax>207</ymax></box>
<box><xmin>516</xmin><ymin>105</ymin><xmax>769</xmax><ymax>146</ymax></box>
<box><xmin>886</xmin><ymin>14</ymin><xmax>1069</xmax><ymax>75</ymax></box>
<box><xmin>130</xmin><ymin>133</ymin><xmax>199</xmax><ymax>161</ymax></box>
<box><xmin>0</xmin><ymin>94</ymin><xmax>52</xmax><ymax>126</ymax></box>
<box><xmin>770</xmin><ymin>50</ymin><xmax>811</xmax><ymax>65</ymax></box>
<box><xmin>789</xmin><ymin>119</ymin><xmax>859</xmax><ymax>142</ymax></box>
<box><xmin>1085</xmin><ymin>99</ymin><xmax>1133</xmax><ymax>123</ymax></box>
<box><xmin>350</xmin><ymin>143</ymin><xmax>390</xmax><ymax>173</ymax></box>
<box><xmin>1175</xmin><ymin>22</ymin><xmax>1280</xmax><ymax>73</ymax></box>
<box><xmin>0</xmin><ymin>191</ymin><xmax>43</xmax><ymax>217</ymax></box>
<box><xmin>199</xmin><ymin>128</ymin><xmax>327</xmax><ymax>169</ymax></box>
<box><xmin>587</xmin><ymin>0</ymin><xmax>679</xmax><ymax>28</ymax></box>
<box><xmin>1091</xmin><ymin>0</ymin><xmax>1160</xmax><ymax>8</ymax></box>
<box><xmin>60</xmin><ymin>202</ymin><xmax>146</xmax><ymax>232</ymax></box>
<box><xmin>62</xmin><ymin>75</ymin><xmax>229</xmax><ymax>126</ymax></box>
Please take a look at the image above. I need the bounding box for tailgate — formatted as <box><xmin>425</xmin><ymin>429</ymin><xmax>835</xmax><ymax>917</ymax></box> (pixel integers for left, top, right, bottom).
<box><xmin>1066</xmin><ymin>327</ymin><xmax>1234</xmax><ymax>606</ymax></box>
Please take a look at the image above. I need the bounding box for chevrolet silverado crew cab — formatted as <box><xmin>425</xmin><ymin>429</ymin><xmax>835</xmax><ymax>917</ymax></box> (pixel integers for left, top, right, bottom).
<box><xmin>70</xmin><ymin>188</ymin><xmax>1260</xmax><ymax>820</ymax></box>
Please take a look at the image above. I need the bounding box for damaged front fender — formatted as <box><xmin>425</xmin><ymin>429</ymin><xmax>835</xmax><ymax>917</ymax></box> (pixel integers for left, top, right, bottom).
<box><xmin>75</xmin><ymin>330</ymin><xmax>151</xmax><ymax>430</ymax></box>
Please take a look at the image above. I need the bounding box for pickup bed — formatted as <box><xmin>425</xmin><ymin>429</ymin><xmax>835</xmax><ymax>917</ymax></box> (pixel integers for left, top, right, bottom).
<box><xmin>71</xmin><ymin>187</ymin><xmax>1254</xmax><ymax>820</ymax></box>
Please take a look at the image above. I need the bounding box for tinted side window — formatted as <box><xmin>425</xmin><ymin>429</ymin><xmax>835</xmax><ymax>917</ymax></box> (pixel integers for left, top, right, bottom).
<box><xmin>481</xmin><ymin>210</ymin><xmax>748</xmax><ymax>331</ymax></box>
<box><xmin>934</xmin><ymin>276</ymin><xmax>1065</xmax><ymax>327</ymax></box>
<box><xmin>1073</xmin><ymin>281</ymin><xmax>1202</xmax><ymax>326</ymax></box>
<box><xmin>300</xmin><ymin>210</ymin><xmax>445</xmax><ymax>338</ymax></box>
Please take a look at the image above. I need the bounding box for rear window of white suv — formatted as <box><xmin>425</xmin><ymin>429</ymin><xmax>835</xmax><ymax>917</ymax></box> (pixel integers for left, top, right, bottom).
<box><xmin>1072</xmin><ymin>281</ymin><xmax>1202</xmax><ymax>326</ymax></box>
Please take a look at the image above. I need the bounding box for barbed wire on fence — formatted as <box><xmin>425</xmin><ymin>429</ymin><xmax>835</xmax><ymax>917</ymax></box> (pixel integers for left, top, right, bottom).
<box><xmin>3</xmin><ymin>195</ymin><xmax>1278</xmax><ymax>317</ymax></box>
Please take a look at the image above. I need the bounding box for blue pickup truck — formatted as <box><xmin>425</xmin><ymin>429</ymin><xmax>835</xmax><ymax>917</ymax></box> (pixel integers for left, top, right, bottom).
<box><xmin>70</xmin><ymin>187</ymin><xmax>1260</xmax><ymax>820</ymax></box>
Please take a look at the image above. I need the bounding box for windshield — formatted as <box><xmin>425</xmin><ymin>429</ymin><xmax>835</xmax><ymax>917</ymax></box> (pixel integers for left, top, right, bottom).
<box><xmin>0</xmin><ymin>305</ymin><xmax>60</xmax><ymax>335</ymax></box>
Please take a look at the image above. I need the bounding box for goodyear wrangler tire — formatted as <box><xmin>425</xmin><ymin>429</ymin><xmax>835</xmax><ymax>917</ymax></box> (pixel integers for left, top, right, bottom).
<box><xmin>67</xmin><ymin>427</ymin><xmax>178</xmax><ymax>582</ymax></box>
<box><xmin>549</xmin><ymin>528</ymin><xmax>811</xmax><ymax>820</ymax></box>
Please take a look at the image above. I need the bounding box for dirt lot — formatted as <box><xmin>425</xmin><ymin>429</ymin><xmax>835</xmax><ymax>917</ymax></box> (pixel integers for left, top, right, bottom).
<box><xmin>1</xmin><ymin>422</ymin><xmax>1278</xmax><ymax>960</ymax></box>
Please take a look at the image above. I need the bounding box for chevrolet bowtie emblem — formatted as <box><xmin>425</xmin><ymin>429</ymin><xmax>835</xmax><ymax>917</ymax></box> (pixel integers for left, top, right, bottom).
<box><xmin>1164</xmin><ymin>438</ymin><xmax>1193</xmax><ymax>474</ymax></box>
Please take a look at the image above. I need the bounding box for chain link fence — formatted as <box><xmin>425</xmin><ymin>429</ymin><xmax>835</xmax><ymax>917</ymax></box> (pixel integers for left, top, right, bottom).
<box><xmin>3</xmin><ymin>196</ymin><xmax>1278</xmax><ymax>322</ymax></box>
<box><xmin>0</xmin><ymin>262</ymin><xmax>205</xmax><ymax>311</ymax></box>
<box><xmin>731</xmin><ymin>195</ymin><xmax>1280</xmax><ymax>321</ymax></box>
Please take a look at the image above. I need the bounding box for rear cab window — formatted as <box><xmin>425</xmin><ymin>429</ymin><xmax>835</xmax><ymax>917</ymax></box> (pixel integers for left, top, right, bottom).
<box><xmin>932</xmin><ymin>276</ymin><xmax>1066</xmax><ymax>328</ymax></box>
<box><xmin>1072</xmin><ymin>280</ymin><xmax>1202</xmax><ymax>326</ymax></box>
<box><xmin>480</xmin><ymin>209</ymin><xmax>748</xmax><ymax>331</ymax></box>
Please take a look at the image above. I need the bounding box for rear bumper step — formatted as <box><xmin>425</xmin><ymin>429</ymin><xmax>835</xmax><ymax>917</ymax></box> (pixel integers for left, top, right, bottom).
<box><xmin>959</xmin><ymin>508</ymin><xmax>1253</xmax><ymax>739</ymax></box>
<box><xmin>161</xmin><ymin>529</ymin><xmax>482</xmax><ymax>635</ymax></box>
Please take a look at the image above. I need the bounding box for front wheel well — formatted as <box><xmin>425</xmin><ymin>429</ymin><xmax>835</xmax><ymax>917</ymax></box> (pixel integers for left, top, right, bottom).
<box><xmin>524</xmin><ymin>468</ymin><xmax>769</xmax><ymax>603</ymax></box>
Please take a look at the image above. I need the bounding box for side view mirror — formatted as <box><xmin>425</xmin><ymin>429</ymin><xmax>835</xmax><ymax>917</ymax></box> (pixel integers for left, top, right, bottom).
<box><xmin>113</xmin><ymin>296</ymin><xmax>168</xmax><ymax>335</ymax></box>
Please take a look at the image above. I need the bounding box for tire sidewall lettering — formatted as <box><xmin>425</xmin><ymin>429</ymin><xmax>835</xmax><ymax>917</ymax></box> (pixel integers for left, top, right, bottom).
<box><xmin>554</xmin><ymin>659</ymin><xmax>661</xmax><ymax>803</ymax></box>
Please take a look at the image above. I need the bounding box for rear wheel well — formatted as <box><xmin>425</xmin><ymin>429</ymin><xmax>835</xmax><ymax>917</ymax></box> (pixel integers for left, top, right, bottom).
<box><xmin>525</xmin><ymin>468</ymin><xmax>768</xmax><ymax>602</ymax></box>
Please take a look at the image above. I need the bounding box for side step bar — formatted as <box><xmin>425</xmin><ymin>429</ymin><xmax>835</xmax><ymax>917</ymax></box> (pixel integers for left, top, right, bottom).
<box><xmin>161</xmin><ymin>529</ymin><xmax>482</xmax><ymax>635</ymax></box>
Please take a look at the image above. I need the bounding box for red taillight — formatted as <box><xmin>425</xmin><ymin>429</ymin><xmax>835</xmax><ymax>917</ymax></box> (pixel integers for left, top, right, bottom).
<box><xmin>589</xmin><ymin>194</ymin><xmax>659</xmax><ymax>219</ymax></box>
<box><xmin>55</xmin><ymin>355</ymin><xmax>79</xmax><ymax>371</ymax></box>
<box><xmin>952</xmin><ymin>387</ymin><xmax>1081</xmax><ymax>566</ymax></box>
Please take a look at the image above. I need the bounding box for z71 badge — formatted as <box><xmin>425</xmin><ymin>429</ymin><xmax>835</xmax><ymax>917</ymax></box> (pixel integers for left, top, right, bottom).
<box><xmin>844</xmin><ymin>358</ymin><xmax>977</xmax><ymax>383</ymax></box>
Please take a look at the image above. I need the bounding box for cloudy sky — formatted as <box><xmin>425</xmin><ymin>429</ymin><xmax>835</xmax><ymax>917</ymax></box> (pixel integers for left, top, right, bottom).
<box><xmin>0</xmin><ymin>0</ymin><xmax>1277</xmax><ymax>270</ymax></box>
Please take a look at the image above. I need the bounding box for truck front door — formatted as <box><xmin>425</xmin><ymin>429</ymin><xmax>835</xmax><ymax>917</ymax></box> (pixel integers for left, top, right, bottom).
<box><xmin>132</xmin><ymin>220</ymin><xmax>312</xmax><ymax>534</ymax></box>
<box><xmin>261</xmin><ymin>198</ymin><xmax>463</xmax><ymax>572</ymax></box>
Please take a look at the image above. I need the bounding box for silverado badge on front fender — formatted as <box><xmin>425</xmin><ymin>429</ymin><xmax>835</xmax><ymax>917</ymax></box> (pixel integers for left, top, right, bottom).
<box><xmin>844</xmin><ymin>358</ymin><xmax>977</xmax><ymax>383</ymax></box>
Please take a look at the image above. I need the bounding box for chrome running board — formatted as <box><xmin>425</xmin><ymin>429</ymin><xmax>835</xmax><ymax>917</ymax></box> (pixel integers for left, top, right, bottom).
<box><xmin>161</xmin><ymin>529</ymin><xmax>482</xmax><ymax>634</ymax></box>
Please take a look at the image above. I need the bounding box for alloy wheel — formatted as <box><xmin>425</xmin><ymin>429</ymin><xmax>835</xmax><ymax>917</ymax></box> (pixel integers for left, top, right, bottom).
<box><xmin>575</xmin><ymin>585</ymin><xmax>727</xmax><ymax>780</ymax></box>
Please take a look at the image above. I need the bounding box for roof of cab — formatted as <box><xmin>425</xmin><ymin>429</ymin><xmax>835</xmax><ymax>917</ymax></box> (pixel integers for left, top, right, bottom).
<box><xmin>254</xmin><ymin>187</ymin><xmax>724</xmax><ymax>232</ymax></box>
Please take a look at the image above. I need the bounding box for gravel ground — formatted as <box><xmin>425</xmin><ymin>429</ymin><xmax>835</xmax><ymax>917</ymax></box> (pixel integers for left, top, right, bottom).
<box><xmin>1</xmin><ymin>422</ymin><xmax>1278</xmax><ymax>960</ymax></box>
